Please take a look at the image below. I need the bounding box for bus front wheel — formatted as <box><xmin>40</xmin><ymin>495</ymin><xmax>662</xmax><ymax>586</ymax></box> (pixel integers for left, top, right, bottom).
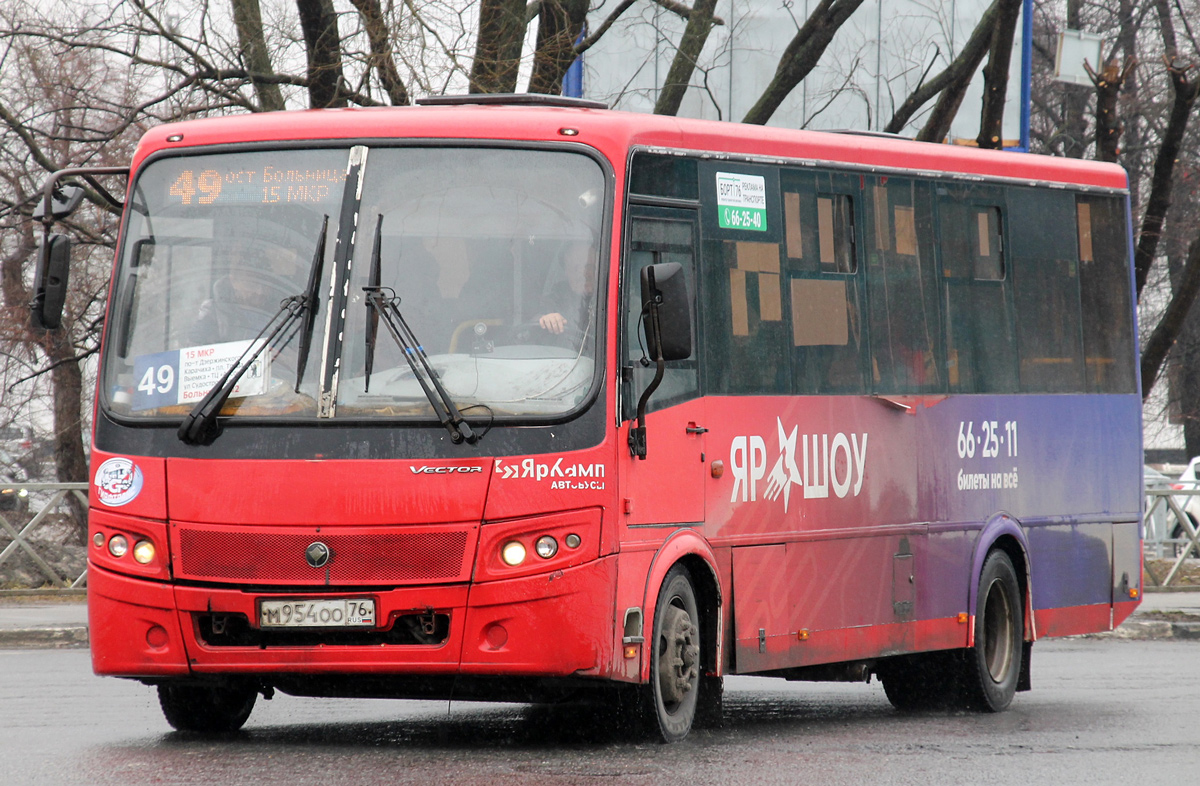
<box><xmin>642</xmin><ymin>565</ymin><xmax>701</xmax><ymax>742</ymax></box>
<box><xmin>157</xmin><ymin>682</ymin><xmax>257</xmax><ymax>733</ymax></box>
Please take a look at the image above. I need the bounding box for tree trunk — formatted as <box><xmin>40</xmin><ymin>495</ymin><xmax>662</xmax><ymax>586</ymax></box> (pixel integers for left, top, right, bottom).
<box><xmin>1133</xmin><ymin>63</ymin><xmax>1199</xmax><ymax>298</ymax></box>
<box><xmin>653</xmin><ymin>0</ymin><xmax>720</xmax><ymax>116</ymax></box>
<box><xmin>741</xmin><ymin>0</ymin><xmax>865</xmax><ymax>126</ymax></box>
<box><xmin>46</xmin><ymin>330</ymin><xmax>89</xmax><ymax>539</ymax></box>
<box><xmin>526</xmin><ymin>0</ymin><xmax>589</xmax><ymax>96</ymax></box>
<box><xmin>885</xmin><ymin>0</ymin><xmax>1000</xmax><ymax>136</ymax></box>
<box><xmin>296</xmin><ymin>0</ymin><xmax>347</xmax><ymax>108</ymax></box>
<box><xmin>1143</xmin><ymin>235</ymin><xmax>1200</xmax><ymax>399</ymax></box>
<box><xmin>1091</xmin><ymin>58</ymin><xmax>1132</xmax><ymax>164</ymax></box>
<box><xmin>975</xmin><ymin>0</ymin><xmax>1022</xmax><ymax>149</ymax></box>
<box><xmin>230</xmin><ymin>0</ymin><xmax>286</xmax><ymax>111</ymax></box>
<box><xmin>470</xmin><ymin>0</ymin><xmax>527</xmax><ymax>94</ymax></box>
<box><xmin>349</xmin><ymin>0</ymin><xmax>410</xmax><ymax>105</ymax></box>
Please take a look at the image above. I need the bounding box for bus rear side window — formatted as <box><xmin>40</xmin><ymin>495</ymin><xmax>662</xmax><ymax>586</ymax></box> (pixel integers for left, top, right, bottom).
<box><xmin>1077</xmin><ymin>195</ymin><xmax>1136</xmax><ymax>393</ymax></box>
<box><xmin>1009</xmin><ymin>189</ymin><xmax>1085</xmax><ymax>393</ymax></box>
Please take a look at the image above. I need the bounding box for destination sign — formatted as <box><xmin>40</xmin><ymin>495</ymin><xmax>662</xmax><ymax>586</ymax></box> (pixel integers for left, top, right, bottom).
<box><xmin>164</xmin><ymin>164</ymin><xmax>346</xmax><ymax>207</ymax></box>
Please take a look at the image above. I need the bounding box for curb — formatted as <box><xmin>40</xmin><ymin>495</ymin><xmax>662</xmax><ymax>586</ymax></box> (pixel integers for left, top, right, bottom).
<box><xmin>0</xmin><ymin>627</ymin><xmax>89</xmax><ymax>649</ymax></box>
<box><xmin>1085</xmin><ymin>620</ymin><xmax>1200</xmax><ymax>641</ymax></box>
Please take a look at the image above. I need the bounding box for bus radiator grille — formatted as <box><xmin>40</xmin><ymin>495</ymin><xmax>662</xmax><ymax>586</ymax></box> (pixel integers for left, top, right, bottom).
<box><xmin>172</xmin><ymin>523</ymin><xmax>477</xmax><ymax>585</ymax></box>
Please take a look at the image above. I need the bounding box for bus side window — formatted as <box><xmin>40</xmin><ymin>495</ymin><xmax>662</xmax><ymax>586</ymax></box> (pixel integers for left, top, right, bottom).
<box><xmin>784</xmin><ymin>173</ymin><xmax>867</xmax><ymax>395</ymax></box>
<box><xmin>938</xmin><ymin>187</ymin><xmax>1018</xmax><ymax>393</ymax></box>
<box><xmin>622</xmin><ymin>213</ymin><xmax>699</xmax><ymax>420</ymax></box>
<box><xmin>1008</xmin><ymin>188</ymin><xmax>1085</xmax><ymax>393</ymax></box>
<box><xmin>864</xmin><ymin>178</ymin><xmax>943</xmax><ymax>394</ymax></box>
<box><xmin>1076</xmin><ymin>195</ymin><xmax>1136</xmax><ymax>393</ymax></box>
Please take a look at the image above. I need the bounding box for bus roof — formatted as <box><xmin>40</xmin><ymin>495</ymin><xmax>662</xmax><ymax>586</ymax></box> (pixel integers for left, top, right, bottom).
<box><xmin>135</xmin><ymin>104</ymin><xmax>1128</xmax><ymax>192</ymax></box>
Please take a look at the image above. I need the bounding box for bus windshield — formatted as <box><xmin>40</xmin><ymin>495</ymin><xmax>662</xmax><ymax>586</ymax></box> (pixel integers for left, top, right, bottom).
<box><xmin>102</xmin><ymin>145</ymin><xmax>607</xmax><ymax>424</ymax></box>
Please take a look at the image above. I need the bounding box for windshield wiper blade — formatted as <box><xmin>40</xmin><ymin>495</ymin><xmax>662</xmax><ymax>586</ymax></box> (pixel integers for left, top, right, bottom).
<box><xmin>178</xmin><ymin>218</ymin><xmax>329</xmax><ymax>446</ymax></box>
<box><xmin>363</xmin><ymin>286</ymin><xmax>477</xmax><ymax>445</ymax></box>
<box><xmin>364</xmin><ymin>215</ymin><xmax>383</xmax><ymax>392</ymax></box>
<box><xmin>176</xmin><ymin>297</ymin><xmax>304</xmax><ymax>445</ymax></box>
<box><xmin>294</xmin><ymin>215</ymin><xmax>329</xmax><ymax>393</ymax></box>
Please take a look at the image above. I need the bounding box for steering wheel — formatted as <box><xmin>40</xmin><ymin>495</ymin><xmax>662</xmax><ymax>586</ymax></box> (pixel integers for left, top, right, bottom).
<box><xmin>506</xmin><ymin>319</ymin><xmax>589</xmax><ymax>347</ymax></box>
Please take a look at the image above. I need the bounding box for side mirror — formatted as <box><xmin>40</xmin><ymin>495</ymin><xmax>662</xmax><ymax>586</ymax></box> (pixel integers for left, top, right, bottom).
<box><xmin>30</xmin><ymin>234</ymin><xmax>72</xmax><ymax>330</ymax></box>
<box><xmin>640</xmin><ymin>262</ymin><xmax>692</xmax><ymax>361</ymax></box>
<box><xmin>32</xmin><ymin>184</ymin><xmax>85</xmax><ymax>222</ymax></box>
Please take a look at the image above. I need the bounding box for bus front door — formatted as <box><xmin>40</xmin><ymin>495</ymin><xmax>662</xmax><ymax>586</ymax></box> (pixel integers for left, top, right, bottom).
<box><xmin>620</xmin><ymin>206</ymin><xmax>705</xmax><ymax>527</ymax></box>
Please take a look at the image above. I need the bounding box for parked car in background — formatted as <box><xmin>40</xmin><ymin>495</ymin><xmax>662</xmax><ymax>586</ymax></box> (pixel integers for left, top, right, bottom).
<box><xmin>0</xmin><ymin>447</ymin><xmax>32</xmax><ymax>514</ymax></box>
<box><xmin>1170</xmin><ymin>458</ymin><xmax>1200</xmax><ymax>558</ymax></box>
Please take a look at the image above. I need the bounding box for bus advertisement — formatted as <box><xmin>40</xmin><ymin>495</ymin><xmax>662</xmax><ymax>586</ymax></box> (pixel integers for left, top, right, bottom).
<box><xmin>32</xmin><ymin>96</ymin><xmax>1141</xmax><ymax>742</ymax></box>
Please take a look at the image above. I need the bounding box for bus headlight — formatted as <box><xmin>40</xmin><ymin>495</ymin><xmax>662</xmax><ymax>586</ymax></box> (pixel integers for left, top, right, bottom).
<box><xmin>108</xmin><ymin>535</ymin><xmax>129</xmax><ymax>558</ymax></box>
<box><xmin>132</xmin><ymin>540</ymin><xmax>156</xmax><ymax>565</ymax></box>
<box><xmin>501</xmin><ymin>541</ymin><xmax>527</xmax><ymax>566</ymax></box>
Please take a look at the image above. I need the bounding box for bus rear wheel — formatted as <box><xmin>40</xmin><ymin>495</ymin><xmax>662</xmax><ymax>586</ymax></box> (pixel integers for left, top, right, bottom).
<box><xmin>158</xmin><ymin>682</ymin><xmax>257</xmax><ymax>733</ymax></box>
<box><xmin>642</xmin><ymin>565</ymin><xmax>701</xmax><ymax>742</ymax></box>
<box><xmin>962</xmin><ymin>550</ymin><xmax>1023</xmax><ymax>712</ymax></box>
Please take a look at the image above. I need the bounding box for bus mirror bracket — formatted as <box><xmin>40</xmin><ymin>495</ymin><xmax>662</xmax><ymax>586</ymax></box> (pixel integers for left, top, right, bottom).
<box><xmin>629</xmin><ymin>263</ymin><xmax>692</xmax><ymax>460</ymax></box>
<box><xmin>29</xmin><ymin>166</ymin><xmax>129</xmax><ymax>331</ymax></box>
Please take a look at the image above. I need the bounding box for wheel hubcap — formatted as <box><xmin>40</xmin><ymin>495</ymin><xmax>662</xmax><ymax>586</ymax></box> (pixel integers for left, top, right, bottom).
<box><xmin>658</xmin><ymin>603</ymin><xmax>699</xmax><ymax>708</ymax></box>
<box><xmin>982</xmin><ymin>579</ymin><xmax>1014</xmax><ymax>682</ymax></box>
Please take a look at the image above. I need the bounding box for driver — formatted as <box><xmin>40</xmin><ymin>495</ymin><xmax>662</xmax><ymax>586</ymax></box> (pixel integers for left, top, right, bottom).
<box><xmin>537</xmin><ymin>238</ymin><xmax>598</xmax><ymax>337</ymax></box>
<box><xmin>191</xmin><ymin>242</ymin><xmax>301</xmax><ymax>345</ymax></box>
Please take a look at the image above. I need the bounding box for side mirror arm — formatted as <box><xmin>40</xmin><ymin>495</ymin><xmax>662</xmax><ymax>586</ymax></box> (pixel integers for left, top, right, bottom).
<box><xmin>628</xmin><ymin>268</ymin><xmax>665</xmax><ymax>460</ymax></box>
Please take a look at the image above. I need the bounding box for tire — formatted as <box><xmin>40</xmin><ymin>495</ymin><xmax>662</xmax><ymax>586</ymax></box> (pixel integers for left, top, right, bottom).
<box><xmin>961</xmin><ymin>550</ymin><xmax>1024</xmax><ymax>712</ymax></box>
<box><xmin>158</xmin><ymin>683</ymin><xmax>257</xmax><ymax>733</ymax></box>
<box><xmin>1171</xmin><ymin>514</ymin><xmax>1200</xmax><ymax>558</ymax></box>
<box><xmin>641</xmin><ymin>565</ymin><xmax>702</xmax><ymax>742</ymax></box>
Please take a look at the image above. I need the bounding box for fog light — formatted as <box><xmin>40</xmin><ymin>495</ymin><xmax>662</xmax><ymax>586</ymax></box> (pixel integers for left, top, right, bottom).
<box><xmin>535</xmin><ymin>535</ymin><xmax>558</xmax><ymax>559</ymax></box>
<box><xmin>564</xmin><ymin>533</ymin><xmax>581</xmax><ymax>549</ymax></box>
<box><xmin>92</xmin><ymin>532</ymin><xmax>104</xmax><ymax>548</ymax></box>
<box><xmin>108</xmin><ymin>535</ymin><xmax>129</xmax><ymax>558</ymax></box>
<box><xmin>133</xmin><ymin>540</ymin><xmax>155</xmax><ymax>565</ymax></box>
<box><xmin>501</xmin><ymin>541</ymin><xmax>526</xmax><ymax>566</ymax></box>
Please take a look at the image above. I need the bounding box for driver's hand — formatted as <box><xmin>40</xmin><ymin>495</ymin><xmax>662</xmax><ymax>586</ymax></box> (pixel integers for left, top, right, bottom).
<box><xmin>539</xmin><ymin>312</ymin><xmax>567</xmax><ymax>334</ymax></box>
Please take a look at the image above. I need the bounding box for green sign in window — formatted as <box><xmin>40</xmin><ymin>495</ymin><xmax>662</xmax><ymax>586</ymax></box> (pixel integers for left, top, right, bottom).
<box><xmin>716</xmin><ymin>172</ymin><xmax>767</xmax><ymax>231</ymax></box>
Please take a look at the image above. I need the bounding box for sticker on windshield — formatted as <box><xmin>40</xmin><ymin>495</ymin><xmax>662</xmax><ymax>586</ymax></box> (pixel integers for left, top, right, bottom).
<box><xmin>94</xmin><ymin>457</ymin><xmax>143</xmax><ymax>507</ymax></box>
<box><xmin>131</xmin><ymin>339</ymin><xmax>269</xmax><ymax>411</ymax></box>
<box><xmin>716</xmin><ymin>172</ymin><xmax>767</xmax><ymax>231</ymax></box>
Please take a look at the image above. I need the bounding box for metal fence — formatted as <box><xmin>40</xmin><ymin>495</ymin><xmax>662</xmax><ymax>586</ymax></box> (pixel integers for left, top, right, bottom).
<box><xmin>0</xmin><ymin>482</ymin><xmax>88</xmax><ymax>590</ymax></box>
<box><xmin>1144</xmin><ymin>486</ymin><xmax>1200</xmax><ymax>587</ymax></box>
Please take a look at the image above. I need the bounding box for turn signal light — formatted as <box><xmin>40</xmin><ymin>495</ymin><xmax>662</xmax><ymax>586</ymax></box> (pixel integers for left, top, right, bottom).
<box><xmin>108</xmin><ymin>535</ymin><xmax>129</xmax><ymax>558</ymax></box>
<box><xmin>535</xmin><ymin>535</ymin><xmax>558</xmax><ymax>559</ymax></box>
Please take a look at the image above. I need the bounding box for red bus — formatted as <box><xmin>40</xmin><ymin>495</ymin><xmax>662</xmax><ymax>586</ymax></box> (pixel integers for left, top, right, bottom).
<box><xmin>34</xmin><ymin>96</ymin><xmax>1141</xmax><ymax>742</ymax></box>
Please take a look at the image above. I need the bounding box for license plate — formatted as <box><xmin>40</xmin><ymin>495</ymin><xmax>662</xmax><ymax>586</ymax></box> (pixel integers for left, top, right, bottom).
<box><xmin>258</xmin><ymin>598</ymin><xmax>376</xmax><ymax>628</ymax></box>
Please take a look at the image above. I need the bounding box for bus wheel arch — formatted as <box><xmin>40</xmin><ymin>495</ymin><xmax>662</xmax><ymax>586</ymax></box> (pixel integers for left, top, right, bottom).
<box><xmin>970</xmin><ymin>518</ymin><xmax>1033</xmax><ymax>643</ymax></box>
<box><xmin>638</xmin><ymin>533</ymin><xmax>723</xmax><ymax>739</ymax></box>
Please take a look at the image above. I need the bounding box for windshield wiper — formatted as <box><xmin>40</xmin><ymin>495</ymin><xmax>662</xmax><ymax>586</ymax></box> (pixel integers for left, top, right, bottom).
<box><xmin>363</xmin><ymin>287</ymin><xmax>477</xmax><ymax>444</ymax></box>
<box><xmin>362</xmin><ymin>222</ymin><xmax>476</xmax><ymax>445</ymax></box>
<box><xmin>364</xmin><ymin>215</ymin><xmax>383</xmax><ymax>392</ymax></box>
<box><xmin>177</xmin><ymin>217</ymin><xmax>329</xmax><ymax>446</ymax></box>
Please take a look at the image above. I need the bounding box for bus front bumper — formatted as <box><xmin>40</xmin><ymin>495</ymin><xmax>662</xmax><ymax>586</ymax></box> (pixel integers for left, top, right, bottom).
<box><xmin>88</xmin><ymin>556</ymin><xmax>617</xmax><ymax>680</ymax></box>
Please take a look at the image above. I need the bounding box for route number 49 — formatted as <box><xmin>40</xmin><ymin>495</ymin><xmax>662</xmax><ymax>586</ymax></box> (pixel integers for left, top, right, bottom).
<box><xmin>138</xmin><ymin>364</ymin><xmax>175</xmax><ymax>395</ymax></box>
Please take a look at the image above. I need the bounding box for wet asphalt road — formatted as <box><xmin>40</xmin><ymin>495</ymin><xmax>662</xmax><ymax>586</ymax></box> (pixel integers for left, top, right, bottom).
<box><xmin>1</xmin><ymin>638</ymin><xmax>1192</xmax><ymax>786</ymax></box>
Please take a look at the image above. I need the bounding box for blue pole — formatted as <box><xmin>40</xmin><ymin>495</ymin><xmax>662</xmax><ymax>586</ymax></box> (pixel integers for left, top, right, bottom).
<box><xmin>563</xmin><ymin>26</ymin><xmax>586</xmax><ymax>98</ymax></box>
<box><xmin>1019</xmin><ymin>0</ymin><xmax>1032</xmax><ymax>152</ymax></box>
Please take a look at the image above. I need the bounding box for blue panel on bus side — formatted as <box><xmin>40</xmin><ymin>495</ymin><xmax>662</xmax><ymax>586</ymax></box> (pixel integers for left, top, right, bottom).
<box><xmin>913</xmin><ymin>393</ymin><xmax>1140</xmax><ymax>612</ymax></box>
